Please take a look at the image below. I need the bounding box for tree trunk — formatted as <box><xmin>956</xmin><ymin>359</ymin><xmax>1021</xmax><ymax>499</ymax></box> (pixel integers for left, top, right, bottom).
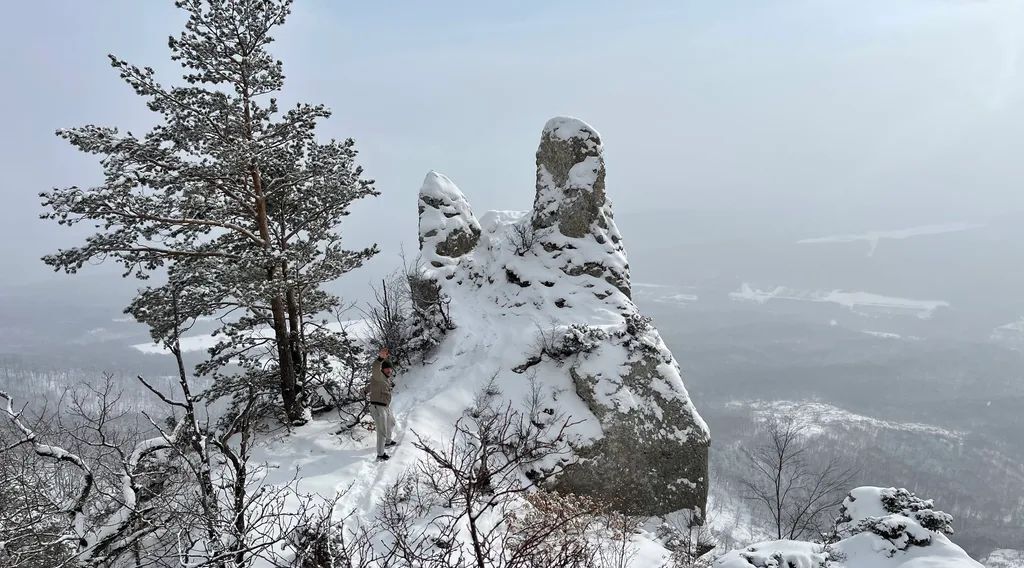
<box><xmin>242</xmin><ymin>66</ymin><xmax>302</xmax><ymax>423</ymax></box>
<box><xmin>283</xmin><ymin>267</ymin><xmax>304</xmax><ymax>383</ymax></box>
<box><xmin>252</xmin><ymin>169</ymin><xmax>302</xmax><ymax>423</ymax></box>
<box><xmin>467</xmin><ymin>508</ymin><xmax>487</xmax><ymax>568</ymax></box>
<box><xmin>231</xmin><ymin>441</ymin><xmax>249</xmax><ymax>566</ymax></box>
<box><xmin>271</xmin><ymin>290</ymin><xmax>301</xmax><ymax>422</ymax></box>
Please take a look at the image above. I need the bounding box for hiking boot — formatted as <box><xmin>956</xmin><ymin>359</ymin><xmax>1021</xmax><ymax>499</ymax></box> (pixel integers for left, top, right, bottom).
<box><xmin>376</xmin><ymin>454</ymin><xmax>390</xmax><ymax>462</ymax></box>
<box><xmin>385</xmin><ymin>440</ymin><xmax>397</xmax><ymax>448</ymax></box>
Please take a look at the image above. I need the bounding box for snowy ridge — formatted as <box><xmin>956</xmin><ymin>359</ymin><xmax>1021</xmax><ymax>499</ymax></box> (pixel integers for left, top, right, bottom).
<box><xmin>732</xmin><ymin>400</ymin><xmax>963</xmax><ymax>440</ymax></box>
<box><xmin>990</xmin><ymin>318</ymin><xmax>1024</xmax><ymax>347</ymax></box>
<box><xmin>634</xmin><ymin>283</ymin><xmax>700</xmax><ymax>307</ymax></box>
<box><xmin>730</xmin><ymin>283</ymin><xmax>949</xmax><ymax>319</ymax></box>
<box><xmin>797</xmin><ymin>222</ymin><xmax>983</xmax><ymax>256</ymax></box>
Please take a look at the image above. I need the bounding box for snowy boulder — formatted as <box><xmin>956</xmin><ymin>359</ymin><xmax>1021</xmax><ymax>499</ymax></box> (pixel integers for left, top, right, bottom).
<box><xmin>714</xmin><ymin>487</ymin><xmax>982</xmax><ymax>568</ymax></box>
<box><xmin>552</xmin><ymin>316</ymin><xmax>710</xmax><ymax>516</ymax></box>
<box><xmin>418</xmin><ymin>171</ymin><xmax>481</xmax><ymax>276</ymax></box>
<box><xmin>531</xmin><ymin>117</ymin><xmax>631</xmax><ymax>298</ymax></box>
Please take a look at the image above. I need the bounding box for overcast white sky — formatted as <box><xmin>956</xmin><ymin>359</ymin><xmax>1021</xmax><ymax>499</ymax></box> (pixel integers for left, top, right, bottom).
<box><xmin>2</xmin><ymin>0</ymin><xmax>1023</xmax><ymax>288</ymax></box>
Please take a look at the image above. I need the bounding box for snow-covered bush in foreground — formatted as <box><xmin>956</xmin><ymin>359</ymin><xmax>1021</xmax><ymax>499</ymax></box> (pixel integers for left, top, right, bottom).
<box><xmin>714</xmin><ymin>487</ymin><xmax>982</xmax><ymax>568</ymax></box>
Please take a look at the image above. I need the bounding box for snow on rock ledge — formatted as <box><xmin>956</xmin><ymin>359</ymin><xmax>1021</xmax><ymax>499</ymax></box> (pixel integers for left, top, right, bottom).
<box><xmin>413</xmin><ymin>117</ymin><xmax>710</xmax><ymax>517</ymax></box>
<box><xmin>714</xmin><ymin>487</ymin><xmax>981</xmax><ymax>568</ymax></box>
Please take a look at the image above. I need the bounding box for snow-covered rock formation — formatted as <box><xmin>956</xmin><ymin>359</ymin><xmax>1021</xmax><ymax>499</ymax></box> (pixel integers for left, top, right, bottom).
<box><xmin>418</xmin><ymin>170</ymin><xmax>481</xmax><ymax>276</ymax></box>
<box><xmin>531</xmin><ymin>116</ymin><xmax>631</xmax><ymax>298</ymax></box>
<box><xmin>714</xmin><ymin>487</ymin><xmax>982</xmax><ymax>568</ymax></box>
<box><xmin>412</xmin><ymin>117</ymin><xmax>710</xmax><ymax>516</ymax></box>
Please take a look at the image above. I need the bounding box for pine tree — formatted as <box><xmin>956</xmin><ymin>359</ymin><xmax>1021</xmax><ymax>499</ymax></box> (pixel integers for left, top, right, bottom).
<box><xmin>41</xmin><ymin>0</ymin><xmax>377</xmax><ymax>423</ymax></box>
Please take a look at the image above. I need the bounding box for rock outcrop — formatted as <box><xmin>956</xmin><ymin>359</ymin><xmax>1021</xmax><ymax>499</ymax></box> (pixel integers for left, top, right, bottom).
<box><xmin>532</xmin><ymin>117</ymin><xmax>631</xmax><ymax>298</ymax></box>
<box><xmin>414</xmin><ymin>117</ymin><xmax>710</xmax><ymax>517</ymax></box>
<box><xmin>418</xmin><ymin>170</ymin><xmax>481</xmax><ymax>278</ymax></box>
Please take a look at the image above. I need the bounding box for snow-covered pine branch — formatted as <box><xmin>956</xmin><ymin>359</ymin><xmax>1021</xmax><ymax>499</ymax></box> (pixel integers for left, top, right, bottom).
<box><xmin>43</xmin><ymin>0</ymin><xmax>378</xmax><ymax>424</ymax></box>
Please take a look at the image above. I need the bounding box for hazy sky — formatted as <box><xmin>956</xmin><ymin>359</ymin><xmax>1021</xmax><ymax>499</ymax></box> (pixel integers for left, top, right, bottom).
<box><xmin>2</xmin><ymin>0</ymin><xmax>1023</xmax><ymax>289</ymax></box>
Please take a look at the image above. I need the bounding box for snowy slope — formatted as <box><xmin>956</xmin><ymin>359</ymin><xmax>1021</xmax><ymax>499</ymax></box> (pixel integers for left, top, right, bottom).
<box><xmin>238</xmin><ymin>118</ymin><xmax>985</xmax><ymax>568</ymax></box>
<box><xmin>732</xmin><ymin>400</ymin><xmax>963</xmax><ymax>440</ymax></box>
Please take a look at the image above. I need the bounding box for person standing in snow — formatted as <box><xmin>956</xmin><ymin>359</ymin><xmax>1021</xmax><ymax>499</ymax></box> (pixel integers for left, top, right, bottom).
<box><xmin>365</xmin><ymin>347</ymin><xmax>397</xmax><ymax>461</ymax></box>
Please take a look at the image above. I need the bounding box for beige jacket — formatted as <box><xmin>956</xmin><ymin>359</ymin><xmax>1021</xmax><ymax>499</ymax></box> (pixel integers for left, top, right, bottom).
<box><xmin>365</xmin><ymin>358</ymin><xmax>393</xmax><ymax>406</ymax></box>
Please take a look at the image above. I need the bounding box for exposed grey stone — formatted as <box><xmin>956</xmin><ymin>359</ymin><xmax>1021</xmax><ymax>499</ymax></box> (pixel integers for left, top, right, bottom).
<box><xmin>531</xmin><ymin>117</ymin><xmax>631</xmax><ymax>298</ymax></box>
<box><xmin>552</xmin><ymin>346</ymin><xmax>710</xmax><ymax>517</ymax></box>
<box><xmin>418</xmin><ymin>171</ymin><xmax>482</xmax><ymax>264</ymax></box>
<box><xmin>435</xmin><ymin>224</ymin><xmax>481</xmax><ymax>259</ymax></box>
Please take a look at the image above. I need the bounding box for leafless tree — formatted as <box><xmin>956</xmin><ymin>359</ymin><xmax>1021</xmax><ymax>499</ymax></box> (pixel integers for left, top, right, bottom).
<box><xmin>0</xmin><ymin>288</ymin><xmax>348</xmax><ymax>567</ymax></box>
<box><xmin>739</xmin><ymin>418</ymin><xmax>858</xmax><ymax>541</ymax></box>
<box><xmin>360</xmin><ymin>274</ymin><xmax>412</xmax><ymax>365</ymax></box>
<box><xmin>0</xmin><ymin>384</ymin><xmax>184</xmax><ymax>567</ymax></box>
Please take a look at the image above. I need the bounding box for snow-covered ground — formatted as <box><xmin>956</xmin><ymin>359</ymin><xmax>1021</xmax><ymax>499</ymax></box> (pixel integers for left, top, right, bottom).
<box><xmin>990</xmin><ymin>318</ymin><xmax>1024</xmax><ymax>347</ymax></box>
<box><xmin>983</xmin><ymin>549</ymin><xmax>1024</xmax><ymax>568</ymax></box>
<box><xmin>730</xmin><ymin>399</ymin><xmax>964</xmax><ymax>440</ymax></box>
<box><xmin>634</xmin><ymin>282</ymin><xmax>700</xmax><ymax>307</ymax></box>
<box><xmin>730</xmin><ymin>283</ymin><xmax>949</xmax><ymax>319</ymax></box>
<box><xmin>797</xmin><ymin>222</ymin><xmax>983</xmax><ymax>257</ymax></box>
<box><xmin>172</xmin><ymin>119</ymin><xmax>986</xmax><ymax>567</ymax></box>
<box><xmin>862</xmin><ymin>329</ymin><xmax>908</xmax><ymax>340</ymax></box>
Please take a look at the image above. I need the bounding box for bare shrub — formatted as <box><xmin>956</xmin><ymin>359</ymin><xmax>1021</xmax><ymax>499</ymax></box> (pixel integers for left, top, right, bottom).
<box><xmin>405</xmin><ymin>260</ymin><xmax>454</xmax><ymax>360</ymax></box>
<box><xmin>286</xmin><ymin>494</ymin><xmax>378</xmax><ymax>568</ymax></box>
<box><xmin>509</xmin><ymin>222</ymin><xmax>549</xmax><ymax>256</ymax></box>
<box><xmin>373</xmin><ymin>380</ymin><xmax>621</xmax><ymax>568</ymax></box>
<box><xmin>657</xmin><ymin>510</ymin><xmax>717</xmax><ymax>568</ymax></box>
<box><xmin>505</xmin><ymin>491</ymin><xmax>604</xmax><ymax>567</ymax></box>
<box><xmin>361</xmin><ymin>274</ymin><xmax>412</xmax><ymax>365</ymax></box>
<box><xmin>594</xmin><ymin>511</ymin><xmax>643</xmax><ymax>568</ymax></box>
